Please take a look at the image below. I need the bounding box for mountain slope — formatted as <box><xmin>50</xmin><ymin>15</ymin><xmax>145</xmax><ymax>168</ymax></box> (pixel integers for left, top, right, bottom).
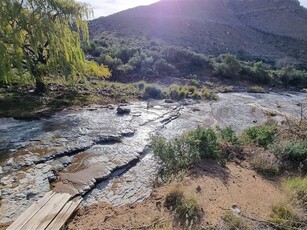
<box><xmin>89</xmin><ymin>0</ymin><xmax>307</xmax><ymax>62</ymax></box>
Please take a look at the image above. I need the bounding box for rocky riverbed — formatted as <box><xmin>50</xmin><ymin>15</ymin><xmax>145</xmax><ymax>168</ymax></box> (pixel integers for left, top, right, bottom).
<box><xmin>0</xmin><ymin>92</ymin><xmax>306</xmax><ymax>224</ymax></box>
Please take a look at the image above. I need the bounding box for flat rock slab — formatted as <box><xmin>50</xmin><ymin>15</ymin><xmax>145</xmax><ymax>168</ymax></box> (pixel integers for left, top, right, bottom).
<box><xmin>1</xmin><ymin>93</ymin><xmax>306</xmax><ymax>225</ymax></box>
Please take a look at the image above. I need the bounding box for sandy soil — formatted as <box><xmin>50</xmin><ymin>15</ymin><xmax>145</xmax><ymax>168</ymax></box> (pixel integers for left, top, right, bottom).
<box><xmin>67</xmin><ymin>160</ymin><xmax>286</xmax><ymax>229</ymax></box>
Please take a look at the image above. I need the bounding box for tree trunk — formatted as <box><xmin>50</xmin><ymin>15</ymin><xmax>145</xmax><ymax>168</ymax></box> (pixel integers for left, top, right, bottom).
<box><xmin>34</xmin><ymin>77</ymin><xmax>47</xmax><ymax>95</ymax></box>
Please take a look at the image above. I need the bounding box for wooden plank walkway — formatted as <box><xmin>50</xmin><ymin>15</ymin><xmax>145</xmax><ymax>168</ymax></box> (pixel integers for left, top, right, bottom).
<box><xmin>7</xmin><ymin>191</ymin><xmax>82</xmax><ymax>230</ymax></box>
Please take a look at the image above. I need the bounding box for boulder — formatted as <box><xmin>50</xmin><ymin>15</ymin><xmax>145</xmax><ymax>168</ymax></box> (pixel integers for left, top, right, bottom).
<box><xmin>117</xmin><ymin>107</ymin><xmax>131</xmax><ymax>115</ymax></box>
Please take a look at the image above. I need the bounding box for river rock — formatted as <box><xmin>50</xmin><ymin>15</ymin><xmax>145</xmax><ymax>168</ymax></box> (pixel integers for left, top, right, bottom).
<box><xmin>116</xmin><ymin>107</ymin><xmax>131</xmax><ymax>115</ymax></box>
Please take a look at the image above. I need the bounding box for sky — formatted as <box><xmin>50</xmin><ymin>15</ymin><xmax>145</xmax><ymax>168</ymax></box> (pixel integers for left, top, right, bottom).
<box><xmin>82</xmin><ymin>0</ymin><xmax>307</xmax><ymax>18</ymax></box>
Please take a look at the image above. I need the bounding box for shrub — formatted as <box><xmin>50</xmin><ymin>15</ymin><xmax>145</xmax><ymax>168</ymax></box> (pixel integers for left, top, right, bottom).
<box><xmin>164</xmin><ymin>188</ymin><xmax>184</xmax><ymax>210</ymax></box>
<box><xmin>165</xmin><ymin>84</ymin><xmax>203</xmax><ymax>100</ymax></box>
<box><xmin>186</xmin><ymin>127</ymin><xmax>220</xmax><ymax>159</ymax></box>
<box><xmin>201</xmin><ymin>86</ymin><xmax>219</xmax><ymax>100</ymax></box>
<box><xmin>188</xmin><ymin>79</ymin><xmax>200</xmax><ymax>88</ymax></box>
<box><xmin>135</xmin><ymin>80</ymin><xmax>146</xmax><ymax>90</ymax></box>
<box><xmin>268</xmin><ymin>203</ymin><xmax>304</xmax><ymax>228</ymax></box>
<box><xmin>242</xmin><ymin>124</ymin><xmax>277</xmax><ymax>148</ymax></box>
<box><xmin>286</xmin><ymin>177</ymin><xmax>307</xmax><ymax>208</ymax></box>
<box><xmin>152</xmin><ymin>127</ymin><xmax>220</xmax><ymax>179</ymax></box>
<box><xmin>153</xmin><ymin>58</ymin><xmax>177</xmax><ymax>76</ymax></box>
<box><xmin>217</xmin><ymin>126</ymin><xmax>239</xmax><ymax>146</ymax></box>
<box><xmin>244</xmin><ymin>62</ymin><xmax>272</xmax><ymax>84</ymax></box>
<box><xmin>217</xmin><ymin>126</ymin><xmax>241</xmax><ymax>163</ymax></box>
<box><xmin>223</xmin><ymin>211</ymin><xmax>249</xmax><ymax>230</ymax></box>
<box><xmin>248</xmin><ymin>86</ymin><xmax>266</xmax><ymax>93</ymax></box>
<box><xmin>212</xmin><ymin>54</ymin><xmax>242</xmax><ymax>79</ymax></box>
<box><xmin>175</xmin><ymin>197</ymin><xmax>202</xmax><ymax>227</ymax></box>
<box><xmin>277</xmin><ymin>66</ymin><xmax>307</xmax><ymax>88</ymax></box>
<box><xmin>250</xmin><ymin>154</ymin><xmax>280</xmax><ymax>177</ymax></box>
<box><xmin>215</xmin><ymin>86</ymin><xmax>234</xmax><ymax>93</ymax></box>
<box><xmin>164</xmin><ymin>188</ymin><xmax>202</xmax><ymax>227</ymax></box>
<box><xmin>282</xmin><ymin>139</ymin><xmax>307</xmax><ymax>162</ymax></box>
<box><xmin>143</xmin><ymin>85</ymin><xmax>164</xmax><ymax>99</ymax></box>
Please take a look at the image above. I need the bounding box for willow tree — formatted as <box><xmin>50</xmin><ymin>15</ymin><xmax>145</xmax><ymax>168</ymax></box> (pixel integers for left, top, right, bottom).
<box><xmin>0</xmin><ymin>0</ymin><xmax>110</xmax><ymax>93</ymax></box>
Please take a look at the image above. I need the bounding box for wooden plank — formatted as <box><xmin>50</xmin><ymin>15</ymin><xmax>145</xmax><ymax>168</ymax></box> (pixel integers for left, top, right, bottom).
<box><xmin>7</xmin><ymin>191</ymin><xmax>55</xmax><ymax>230</ymax></box>
<box><xmin>46</xmin><ymin>197</ymin><xmax>82</xmax><ymax>230</ymax></box>
<box><xmin>21</xmin><ymin>193</ymin><xmax>72</xmax><ymax>230</ymax></box>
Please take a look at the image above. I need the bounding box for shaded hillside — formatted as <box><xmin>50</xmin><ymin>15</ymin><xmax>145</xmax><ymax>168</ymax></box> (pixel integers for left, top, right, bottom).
<box><xmin>89</xmin><ymin>0</ymin><xmax>307</xmax><ymax>63</ymax></box>
<box><xmin>227</xmin><ymin>0</ymin><xmax>307</xmax><ymax>41</ymax></box>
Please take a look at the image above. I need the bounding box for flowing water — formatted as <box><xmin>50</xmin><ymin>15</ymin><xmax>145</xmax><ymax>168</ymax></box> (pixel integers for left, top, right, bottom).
<box><xmin>0</xmin><ymin>92</ymin><xmax>306</xmax><ymax>224</ymax></box>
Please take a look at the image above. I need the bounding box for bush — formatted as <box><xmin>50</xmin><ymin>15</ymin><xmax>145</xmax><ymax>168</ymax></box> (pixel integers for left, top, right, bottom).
<box><xmin>250</xmin><ymin>154</ymin><xmax>280</xmax><ymax>177</ymax></box>
<box><xmin>274</xmin><ymin>139</ymin><xmax>307</xmax><ymax>163</ymax></box>
<box><xmin>223</xmin><ymin>211</ymin><xmax>249</xmax><ymax>230</ymax></box>
<box><xmin>152</xmin><ymin>127</ymin><xmax>220</xmax><ymax>179</ymax></box>
<box><xmin>216</xmin><ymin>126</ymin><xmax>241</xmax><ymax>165</ymax></box>
<box><xmin>143</xmin><ymin>85</ymin><xmax>164</xmax><ymax>99</ymax></box>
<box><xmin>201</xmin><ymin>86</ymin><xmax>219</xmax><ymax>100</ymax></box>
<box><xmin>175</xmin><ymin>197</ymin><xmax>202</xmax><ymax>227</ymax></box>
<box><xmin>277</xmin><ymin>66</ymin><xmax>307</xmax><ymax>88</ymax></box>
<box><xmin>242</xmin><ymin>124</ymin><xmax>277</xmax><ymax>148</ymax></box>
<box><xmin>248</xmin><ymin>86</ymin><xmax>266</xmax><ymax>93</ymax></box>
<box><xmin>286</xmin><ymin>177</ymin><xmax>307</xmax><ymax>208</ymax></box>
<box><xmin>165</xmin><ymin>84</ymin><xmax>203</xmax><ymax>100</ymax></box>
<box><xmin>186</xmin><ymin>127</ymin><xmax>220</xmax><ymax>159</ymax></box>
<box><xmin>164</xmin><ymin>188</ymin><xmax>202</xmax><ymax>227</ymax></box>
<box><xmin>268</xmin><ymin>203</ymin><xmax>304</xmax><ymax>228</ymax></box>
<box><xmin>212</xmin><ymin>54</ymin><xmax>242</xmax><ymax>79</ymax></box>
<box><xmin>218</xmin><ymin>126</ymin><xmax>239</xmax><ymax>146</ymax></box>
<box><xmin>135</xmin><ymin>80</ymin><xmax>146</xmax><ymax>90</ymax></box>
<box><xmin>283</xmin><ymin>140</ymin><xmax>307</xmax><ymax>162</ymax></box>
<box><xmin>215</xmin><ymin>86</ymin><xmax>234</xmax><ymax>93</ymax></box>
<box><xmin>244</xmin><ymin>62</ymin><xmax>271</xmax><ymax>84</ymax></box>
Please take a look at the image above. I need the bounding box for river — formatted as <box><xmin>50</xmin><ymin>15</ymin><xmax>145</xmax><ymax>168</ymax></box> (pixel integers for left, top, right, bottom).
<box><xmin>0</xmin><ymin>92</ymin><xmax>306</xmax><ymax>224</ymax></box>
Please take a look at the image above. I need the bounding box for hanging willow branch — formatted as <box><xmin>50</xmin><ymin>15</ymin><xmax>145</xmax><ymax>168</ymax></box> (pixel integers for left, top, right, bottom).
<box><xmin>0</xmin><ymin>0</ymin><xmax>110</xmax><ymax>92</ymax></box>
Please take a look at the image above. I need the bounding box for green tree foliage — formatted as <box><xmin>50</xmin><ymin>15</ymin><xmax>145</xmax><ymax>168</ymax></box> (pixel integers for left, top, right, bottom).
<box><xmin>245</xmin><ymin>61</ymin><xmax>272</xmax><ymax>84</ymax></box>
<box><xmin>212</xmin><ymin>54</ymin><xmax>242</xmax><ymax>79</ymax></box>
<box><xmin>277</xmin><ymin>66</ymin><xmax>307</xmax><ymax>88</ymax></box>
<box><xmin>0</xmin><ymin>0</ymin><xmax>110</xmax><ymax>93</ymax></box>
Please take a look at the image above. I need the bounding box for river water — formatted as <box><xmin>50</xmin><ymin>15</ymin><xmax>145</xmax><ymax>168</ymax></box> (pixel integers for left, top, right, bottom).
<box><xmin>0</xmin><ymin>92</ymin><xmax>306</xmax><ymax>224</ymax></box>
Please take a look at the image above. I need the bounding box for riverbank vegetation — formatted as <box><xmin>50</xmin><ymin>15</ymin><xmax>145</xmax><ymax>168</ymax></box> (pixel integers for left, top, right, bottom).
<box><xmin>151</xmin><ymin>110</ymin><xmax>307</xmax><ymax>229</ymax></box>
<box><xmin>87</xmin><ymin>32</ymin><xmax>307</xmax><ymax>89</ymax></box>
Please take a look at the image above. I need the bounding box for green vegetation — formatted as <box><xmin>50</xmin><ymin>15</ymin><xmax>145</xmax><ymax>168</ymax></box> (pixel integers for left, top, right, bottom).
<box><xmin>286</xmin><ymin>177</ymin><xmax>307</xmax><ymax>208</ymax></box>
<box><xmin>143</xmin><ymin>85</ymin><xmax>164</xmax><ymax>99</ymax></box>
<box><xmin>250</xmin><ymin>154</ymin><xmax>280</xmax><ymax>177</ymax></box>
<box><xmin>242</xmin><ymin>124</ymin><xmax>277</xmax><ymax>148</ymax></box>
<box><xmin>151</xmin><ymin>127</ymin><xmax>219</xmax><ymax>179</ymax></box>
<box><xmin>201</xmin><ymin>86</ymin><xmax>219</xmax><ymax>100</ymax></box>
<box><xmin>276</xmin><ymin>140</ymin><xmax>307</xmax><ymax>162</ymax></box>
<box><xmin>223</xmin><ymin>211</ymin><xmax>249</xmax><ymax>230</ymax></box>
<box><xmin>268</xmin><ymin>178</ymin><xmax>307</xmax><ymax>229</ymax></box>
<box><xmin>164</xmin><ymin>188</ymin><xmax>202</xmax><ymax>227</ymax></box>
<box><xmin>212</xmin><ymin>54</ymin><xmax>242</xmax><ymax>79</ymax></box>
<box><xmin>268</xmin><ymin>203</ymin><xmax>305</xmax><ymax>229</ymax></box>
<box><xmin>86</xmin><ymin>33</ymin><xmax>307</xmax><ymax>89</ymax></box>
<box><xmin>248</xmin><ymin>86</ymin><xmax>267</xmax><ymax>93</ymax></box>
<box><xmin>151</xmin><ymin>126</ymin><xmax>239</xmax><ymax>179</ymax></box>
<box><xmin>277</xmin><ymin>66</ymin><xmax>307</xmax><ymax>88</ymax></box>
<box><xmin>0</xmin><ymin>0</ymin><xmax>110</xmax><ymax>94</ymax></box>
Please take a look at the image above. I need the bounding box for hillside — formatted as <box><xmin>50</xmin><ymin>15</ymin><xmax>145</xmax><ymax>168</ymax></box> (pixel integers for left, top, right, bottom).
<box><xmin>89</xmin><ymin>0</ymin><xmax>307</xmax><ymax>63</ymax></box>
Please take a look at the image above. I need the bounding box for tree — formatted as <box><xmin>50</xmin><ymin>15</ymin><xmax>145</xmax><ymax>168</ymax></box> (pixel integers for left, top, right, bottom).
<box><xmin>212</xmin><ymin>54</ymin><xmax>242</xmax><ymax>79</ymax></box>
<box><xmin>0</xmin><ymin>0</ymin><xmax>110</xmax><ymax>93</ymax></box>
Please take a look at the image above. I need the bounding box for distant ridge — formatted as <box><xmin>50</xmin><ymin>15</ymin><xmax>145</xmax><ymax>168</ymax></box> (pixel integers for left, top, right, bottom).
<box><xmin>89</xmin><ymin>0</ymin><xmax>307</xmax><ymax>63</ymax></box>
